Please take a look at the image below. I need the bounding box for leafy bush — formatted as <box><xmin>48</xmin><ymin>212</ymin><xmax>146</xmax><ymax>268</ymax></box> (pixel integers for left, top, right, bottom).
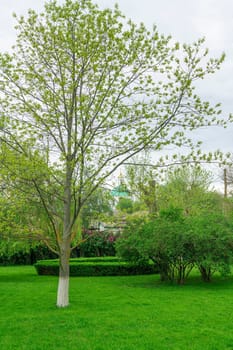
<box><xmin>0</xmin><ymin>240</ymin><xmax>57</xmax><ymax>265</ymax></box>
<box><xmin>116</xmin><ymin>207</ymin><xmax>233</xmax><ymax>284</ymax></box>
<box><xmin>116</xmin><ymin>217</ymin><xmax>149</xmax><ymax>265</ymax></box>
<box><xmin>187</xmin><ymin>213</ymin><xmax>233</xmax><ymax>281</ymax></box>
<box><xmin>77</xmin><ymin>229</ymin><xmax>118</xmax><ymax>257</ymax></box>
<box><xmin>34</xmin><ymin>257</ymin><xmax>157</xmax><ymax>276</ymax></box>
<box><xmin>117</xmin><ymin>208</ymin><xmax>195</xmax><ymax>284</ymax></box>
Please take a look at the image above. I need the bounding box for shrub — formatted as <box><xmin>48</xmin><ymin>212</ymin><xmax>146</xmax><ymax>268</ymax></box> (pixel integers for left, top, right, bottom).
<box><xmin>34</xmin><ymin>257</ymin><xmax>157</xmax><ymax>276</ymax></box>
<box><xmin>115</xmin><ymin>217</ymin><xmax>149</xmax><ymax>265</ymax></box>
<box><xmin>116</xmin><ymin>208</ymin><xmax>195</xmax><ymax>284</ymax></box>
<box><xmin>187</xmin><ymin>213</ymin><xmax>233</xmax><ymax>281</ymax></box>
<box><xmin>116</xmin><ymin>208</ymin><xmax>233</xmax><ymax>284</ymax></box>
<box><xmin>76</xmin><ymin>230</ymin><xmax>118</xmax><ymax>257</ymax></box>
<box><xmin>0</xmin><ymin>241</ymin><xmax>57</xmax><ymax>266</ymax></box>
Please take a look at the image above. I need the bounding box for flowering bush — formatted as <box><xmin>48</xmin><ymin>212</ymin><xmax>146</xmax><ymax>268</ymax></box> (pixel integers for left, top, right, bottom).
<box><xmin>77</xmin><ymin>229</ymin><xmax>119</xmax><ymax>257</ymax></box>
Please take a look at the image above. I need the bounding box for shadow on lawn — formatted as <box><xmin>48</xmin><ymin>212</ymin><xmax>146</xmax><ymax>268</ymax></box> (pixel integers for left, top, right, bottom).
<box><xmin>126</xmin><ymin>274</ymin><xmax>233</xmax><ymax>291</ymax></box>
<box><xmin>0</xmin><ymin>266</ymin><xmax>55</xmax><ymax>283</ymax></box>
<box><xmin>0</xmin><ymin>274</ymin><xmax>40</xmax><ymax>283</ymax></box>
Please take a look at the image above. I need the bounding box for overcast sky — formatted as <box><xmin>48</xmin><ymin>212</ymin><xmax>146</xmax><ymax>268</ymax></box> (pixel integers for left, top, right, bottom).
<box><xmin>0</xmin><ymin>0</ymin><xmax>232</xmax><ymax>187</ymax></box>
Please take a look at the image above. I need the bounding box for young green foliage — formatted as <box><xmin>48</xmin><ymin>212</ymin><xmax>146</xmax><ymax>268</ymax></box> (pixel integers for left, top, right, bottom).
<box><xmin>0</xmin><ymin>0</ymin><xmax>226</xmax><ymax>306</ymax></box>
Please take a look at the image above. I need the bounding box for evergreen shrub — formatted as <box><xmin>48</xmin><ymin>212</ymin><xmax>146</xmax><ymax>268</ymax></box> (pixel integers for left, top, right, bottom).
<box><xmin>34</xmin><ymin>257</ymin><xmax>157</xmax><ymax>276</ymax></box>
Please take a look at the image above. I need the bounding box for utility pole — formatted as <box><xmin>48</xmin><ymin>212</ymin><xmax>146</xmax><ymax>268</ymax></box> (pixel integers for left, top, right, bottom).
<box><xmin>224</xmin><ymin>168</ymin><xmax>227</xmax><ymax>198</ymax></box>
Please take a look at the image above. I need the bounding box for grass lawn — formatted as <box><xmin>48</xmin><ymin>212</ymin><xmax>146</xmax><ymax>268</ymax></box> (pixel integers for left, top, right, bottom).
<box><xmin>1</xmin><ymin>266</ymin><xmax>233</xmax><ymax>349</ymax></box>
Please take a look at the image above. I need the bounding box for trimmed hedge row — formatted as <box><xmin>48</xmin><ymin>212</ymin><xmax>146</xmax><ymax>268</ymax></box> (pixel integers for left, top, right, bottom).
<box><xmin>34</xmin><ymin>257</ymin><xmax>157</xmax><ymax>276</ymax></box>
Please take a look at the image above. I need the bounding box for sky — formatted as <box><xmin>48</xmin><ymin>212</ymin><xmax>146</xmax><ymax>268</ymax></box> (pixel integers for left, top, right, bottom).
<box><xmin>0</xmin><ymin>0</ymin><xmax>232</xmax><ymax>189</ymax></box>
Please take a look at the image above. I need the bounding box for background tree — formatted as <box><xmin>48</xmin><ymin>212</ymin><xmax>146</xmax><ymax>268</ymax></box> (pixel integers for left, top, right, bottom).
<box><xmin>125</xmin><ymin>162</ymin><xmax>225</xmax><ymax>216</ymax></box>
<box><xmin>81</xmin><ymin>187</ymin><xmax>114</xmax><ymax>229</ymax></box>
<box><xmin>116</xmin><ymin>197</ymin><xmax>134</xmax><ymax>214</ymax></box>
<box><xmin>0</xmin><ymin>0</ymin><xmax>226</xmax><ymax>307</ymax></box>
<box><xmin>0</xmin><ymin>173</ymin><xmax>57</xmax><ymax>265</ymax></box>
<box><xmin>158</xmin><ymin>165</ymin><xmax>221</xmax><ymax>215</ymax></box>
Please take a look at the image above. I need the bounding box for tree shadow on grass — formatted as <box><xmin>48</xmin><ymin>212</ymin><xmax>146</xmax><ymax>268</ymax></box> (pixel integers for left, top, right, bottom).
<box><xmin>0</xmin><ymin>266</ymin><xmax>56</xmax><ymax>283</ymax></box>
<box><xmin>0</xmin><ymin>274</ymin><xmax>37</xmax><ymax>283</ymax></box>
<box><xmin>184</xmin><ymin>274</ymin><xmax>233</xmax><ymax>290</ymax></box>
<box><xmin>125</xmin><ymin>273</ymin><xmax>233</xmax><ymax>291</ymax></box>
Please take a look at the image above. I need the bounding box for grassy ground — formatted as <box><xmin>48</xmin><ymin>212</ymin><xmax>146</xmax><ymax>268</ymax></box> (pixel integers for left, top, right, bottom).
<box><xmin>1</xmin><ymin>266</ymin><xmax>233</xmax><ymax>349</ymax></box>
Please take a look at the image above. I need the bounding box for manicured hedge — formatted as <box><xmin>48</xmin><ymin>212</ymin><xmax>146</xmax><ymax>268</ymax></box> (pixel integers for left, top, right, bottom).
<box><xmin>34</xmin><ymin>257</ymin><xmax>157</xmax><ymax>276</ymax></box>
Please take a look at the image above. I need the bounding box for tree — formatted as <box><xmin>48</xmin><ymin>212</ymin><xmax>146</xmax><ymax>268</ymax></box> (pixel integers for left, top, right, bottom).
<box><xmin>125</xmin><ymin>162</ymin><xmax>224</xmax><ymax>216</ymax></box>
<box><xmin>158</xmin><ymin>165</ymin><xmax>219</xmax><ymax>215</ymax></box>
<box><xmin>80</xmin><ymin>187</ymin><xmax>114</xmax><ymax>229</ymax></box>
<box><xmin>125</xmin><ymin>154</ymin><xmax>159</xmax><ymax>215</ymax></box>
<box><xmin>0</xmin><ymin>0</ymin><xmax>226</xmax><ymax>307</ymax></box>
<box><xmin>116</xmin><ymin>197</ymin><xmax>134</xmax><ymax>214</ymax></box>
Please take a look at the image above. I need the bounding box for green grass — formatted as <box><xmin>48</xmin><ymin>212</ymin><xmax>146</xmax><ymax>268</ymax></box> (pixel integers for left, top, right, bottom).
<box><xmin>1</xmin><ymin>266</ymin><xmax>233</xmax><ymax>349</ymax></box>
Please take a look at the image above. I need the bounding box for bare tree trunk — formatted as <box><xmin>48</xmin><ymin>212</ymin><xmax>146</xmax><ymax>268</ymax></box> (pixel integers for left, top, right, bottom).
<box><xmin>57</xmin><ymin>239</ymin><xmax>71</xmax><ymax>307</ymax></box>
